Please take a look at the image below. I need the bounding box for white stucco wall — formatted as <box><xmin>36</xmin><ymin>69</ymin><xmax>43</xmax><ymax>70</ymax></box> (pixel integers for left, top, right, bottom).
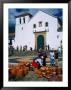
<box><xmin>13</xmin><ymin>11</ymin><xmax>62</xmax><ymax>50</ymax></box>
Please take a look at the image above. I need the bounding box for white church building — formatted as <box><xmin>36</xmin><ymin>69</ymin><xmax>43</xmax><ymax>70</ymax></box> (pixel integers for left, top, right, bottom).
<box><xmin>13</xmin><ymin>11</ymin><xmax>62</xmax><ymax>50</ymax></box>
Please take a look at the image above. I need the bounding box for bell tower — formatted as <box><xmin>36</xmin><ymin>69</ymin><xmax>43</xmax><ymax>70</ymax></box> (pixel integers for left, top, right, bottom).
<box><xmin>15</xmin><ymin>13</ymin><xmax>32</xmax><ymax>49</ymax></box>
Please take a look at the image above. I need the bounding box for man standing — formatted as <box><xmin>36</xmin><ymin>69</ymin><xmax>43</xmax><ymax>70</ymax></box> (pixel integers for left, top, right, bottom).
<box><xmin>42</xmin><ymin>52</ymin><xmax>47</xmax><ymax>66</ymax></box>
<box><xmin>47</xmin><ymin>44</ymin><xmax>50</xmax><ymax>51</ymax></box>
<box><xmin>50</xmin><ymin>50</ymin><xmax>55</xmax><ymax>66</ymax></box>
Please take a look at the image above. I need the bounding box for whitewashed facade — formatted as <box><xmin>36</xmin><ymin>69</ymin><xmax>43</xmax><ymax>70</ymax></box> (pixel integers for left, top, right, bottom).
<box><xmin>13</xmin><ymin>11</ymin><xmax>62</xmax><ymax>50</ymax></box>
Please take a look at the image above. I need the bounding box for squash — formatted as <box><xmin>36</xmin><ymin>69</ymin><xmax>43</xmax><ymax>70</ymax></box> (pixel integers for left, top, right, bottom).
<box><xmin>10</xmin><ymin>67</ymin><xmax>17</xmax><ymax>77</ymax></box>
<box><xmin>16</xmin><ymin>68</ymin><xmax>24</xmax><ymax>78</ymax></box>
<box><xmin>45</xmin><ymin>74</ymin><xmax>51</xmax><ymax>79</ymax></box>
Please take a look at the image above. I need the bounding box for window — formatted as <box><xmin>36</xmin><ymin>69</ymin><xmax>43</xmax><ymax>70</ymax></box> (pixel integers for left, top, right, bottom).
<box><xmin>57</xmin><ymin>27</ymin><xmax>62</xmax><ymax>32</ymax></box>
<box><xmin>61</xmin><ymin>40</ymin><xmax>62</xmax><ymax>43</ymax></box>
<box><xmin>19</xmin><ymin>18</ymin><xmax>21</xmax><ymax>24</ymax></box>
<box><xmin>23</xmin><ymin>18</ymin><xmax>25</xmax><ymax>23</ymax></box>
<box><xmin>39</xmin><ymin>21</ymin><xmax>42</xmax><ymax>27</ymax></box>
<box><xmin>33</xmin><ymin>24</ymin><xmax>36</xmax><ymax>28</ymax></box>
<box><xmin>57</xmin><ymin>35</ymin><xmax>59</xmax><ymax>39</ymax></box>
<box><xmin>22</xmin><ymin>27</ymin><xmax>23</xmax><ymax>30</ymax></box>
<box><xmin>45</xmin><ymin>22</ymin><xmax>48</xmax><ymax>27</ymax></box>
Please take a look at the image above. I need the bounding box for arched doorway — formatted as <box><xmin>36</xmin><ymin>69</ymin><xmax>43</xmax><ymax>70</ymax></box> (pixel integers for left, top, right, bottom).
<box><xmin>37</xmin><ymin>35</ymin><xmax>44</xmax><ymax>50</ymax></box>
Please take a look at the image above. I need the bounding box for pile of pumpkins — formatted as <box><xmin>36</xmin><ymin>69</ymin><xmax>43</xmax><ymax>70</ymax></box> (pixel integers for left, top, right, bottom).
<box><xmin>34</xmin><ymin>66</ymin><xmax>62</xmax><ymax>79</ymax></box>
<box><xmin>9</xmin><ymin>61</ymin><xmax>30</xmax><ymax>80</ymax></box>
<box><xmin>9</xmin><ymin>61</ymin><xmax>62</xmax><ymax>80</ymax></box>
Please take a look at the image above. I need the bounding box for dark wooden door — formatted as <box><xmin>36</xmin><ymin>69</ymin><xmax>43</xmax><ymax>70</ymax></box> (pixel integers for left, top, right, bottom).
<box><xmin>37</xmin><ymin>35</ymin><xmax>44</xmax><ymax>50</ymax></box>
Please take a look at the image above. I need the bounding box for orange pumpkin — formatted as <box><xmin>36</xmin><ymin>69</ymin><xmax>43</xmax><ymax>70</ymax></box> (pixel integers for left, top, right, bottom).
<box><xmin>16</xmin><ymin>68</ymin><xmax>24</xmax><ymax>78</ymax></box>
<box><xmin>41</xmin><ymin>66</ymin><xmax>47</xmax><ymax>71</ymax></box>
<box><xmin>9</xmin><ymin>60</ymin><xmax>32</xmax><ymax>79</ymax></box>
<box><xmin>42</xmin><ymin>72</ymin><xmax>46</xmax><ymax>77</ymax></box>
<box><xmin>45</xmin><ymin>74</ymin><xmax>51</xmax><ymax>79</ymax></box>
<box><xmin>23</xmin><ymin>68</ymin><xmax>28</xmax><ymax>75</ymax></box>
<box><xmin>10</xmin><ymin>67</ymin><xmax>17</xmax><ymax>77</ymax></box>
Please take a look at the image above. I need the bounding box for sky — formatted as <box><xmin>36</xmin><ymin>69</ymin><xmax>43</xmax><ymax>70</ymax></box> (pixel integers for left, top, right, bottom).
<box><xmin>9</xmin><ymin>8</ymin><xmax>63</xmax><ymax>33</ymax></box>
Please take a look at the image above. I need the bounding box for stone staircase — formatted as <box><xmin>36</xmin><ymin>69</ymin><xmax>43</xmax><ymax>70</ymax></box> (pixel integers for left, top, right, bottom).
<box><xmin>13</xmin><ymin>50</ymin><xmax>38</xmax><ymax>57</ymax></box>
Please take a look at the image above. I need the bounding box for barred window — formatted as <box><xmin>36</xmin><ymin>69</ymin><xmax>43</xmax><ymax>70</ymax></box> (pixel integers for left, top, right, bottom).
<box><xmin>33</xmin><ymin>24</ymin><xmax>36</xmax><ymax>28</ymax></box>
<box><xmin>45</xmin><ymin>22</ymin><xmax>48</xmax><ymax>27</ymax></box>
<box><xmin>57</xmin><ymin>35</ymin><xmax>59</xmax><ymax>39</ymax></box>
<box><xmin>23</xmin><ymin>18</ymin><xmax>25</xmax><ymax>23</ymax></box>
<box><xmin>19</xmin><ymin>18</ymin><xmax>21</xmax><ymax>24</ymax></box>
<box><xmin>39</xmin><ymin>21</ymin><xmax>42</xmax><ymax>27</ymax></box>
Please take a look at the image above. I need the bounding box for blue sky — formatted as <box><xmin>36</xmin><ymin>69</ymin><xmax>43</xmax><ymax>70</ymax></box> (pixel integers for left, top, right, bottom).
<box><xmin>9</xmin><ymin>8</ymin><xmax>63</xmax><ymax>33</ymax></box>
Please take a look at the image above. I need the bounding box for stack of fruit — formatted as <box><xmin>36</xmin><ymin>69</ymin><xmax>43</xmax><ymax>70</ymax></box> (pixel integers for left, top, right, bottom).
<box><xmin>34</xmin><ymin>66</ymin><xmax>62</xmax><ymax>79</ymax></box>
<box><xmin>34</xmin><ymin>68</ymin><xmax>43</xmax><ymax>78</ymax></box>
<box><xmin>9</xmin><ymin>61</ymin><xmax>30</xmax><ymax>80</ymax></box>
